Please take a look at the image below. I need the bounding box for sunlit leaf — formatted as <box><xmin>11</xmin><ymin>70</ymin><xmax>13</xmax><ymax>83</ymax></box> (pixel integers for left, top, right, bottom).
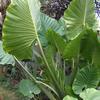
<box><xmin>63</xmin><ymin>95</ymin><xmax>78</xmax><ymax>100</ymax></box>
<box><xmin>64</xmin><ymin>0</ymin><xmax>96</xmax><ymax>39</ymax></box>
<box><xmin>80</xmin><ymin>88</ymin><xmax>100</xmax><ymax>100</ymax></box>
<box><xmin>3</xmin><ymin>0</ymin><xmax>39</xmax><ymax>60</ymax></box>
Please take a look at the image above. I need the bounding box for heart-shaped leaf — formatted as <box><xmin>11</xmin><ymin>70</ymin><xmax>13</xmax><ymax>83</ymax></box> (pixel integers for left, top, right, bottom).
<box><xmin>80</xmin><ymin>88</ymin><xmax>100</xmax><ymax>100</ymax></box>
<box><xmin>19</xmin><ymin>79</ymin><xmax>41</xmax><ymax>98</ymax></box>
<box><xmin>64</xmin><ymin>0</ymin><xmax>96</xmax><ymax>39</ymax></box>
<box><xmin>73</xmin><ymin>65</ymin><xmax>99</xmax><ymax>94</ymax></box>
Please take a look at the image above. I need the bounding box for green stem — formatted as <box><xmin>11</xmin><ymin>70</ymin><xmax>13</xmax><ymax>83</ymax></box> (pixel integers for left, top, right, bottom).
<box><xmin>36</xmin><ymin>36</ymin><xmax>63</xmax><ymax>99</ymax></box>
<box><xmin>14</xmin><ymin>57</ymin><xmax>57</xmax><ymax>100</ymax></box>
<box><xmin>14</xmin><ymin>57</ymin><xmax>37</xmax><ymax>82</ymax></box>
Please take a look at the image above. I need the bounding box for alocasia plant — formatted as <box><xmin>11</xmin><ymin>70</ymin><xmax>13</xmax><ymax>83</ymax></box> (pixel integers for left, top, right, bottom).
<box><xmin>2</xmin><ymin>0</ymin><xmax>100</xmax><ymax>99</ymax></box>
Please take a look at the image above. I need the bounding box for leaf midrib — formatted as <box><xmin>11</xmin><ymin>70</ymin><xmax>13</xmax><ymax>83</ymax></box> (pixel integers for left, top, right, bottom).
<box><xmin>83</xmin><ymin>0</ymin><xmax>88</xmax><ymax>26</ymax></box>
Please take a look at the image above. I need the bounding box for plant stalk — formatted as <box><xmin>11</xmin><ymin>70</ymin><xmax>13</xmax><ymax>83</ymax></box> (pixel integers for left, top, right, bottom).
<box><xmin>14</xmin><ymin>57</ymin><xmax>57</xmax><ymax>100</ymax></box>
<box><xmin>36</xmin><ymin>35</ymin><xmax>64</xmax><ymax>99</ymax></box>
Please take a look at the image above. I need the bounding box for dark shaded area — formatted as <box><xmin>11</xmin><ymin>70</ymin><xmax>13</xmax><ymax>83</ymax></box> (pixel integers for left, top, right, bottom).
<box><xmin>41</xmin><ymin>0</ymin><xmax>71</xmax><ymax>20</ymax></box>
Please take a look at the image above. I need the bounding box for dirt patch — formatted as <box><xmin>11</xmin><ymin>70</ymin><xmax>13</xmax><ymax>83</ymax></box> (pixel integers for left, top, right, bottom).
<box><xmin>0</xmin><ymin>87</ymin><xmax>19</xmax><ymax>100</ymax></box>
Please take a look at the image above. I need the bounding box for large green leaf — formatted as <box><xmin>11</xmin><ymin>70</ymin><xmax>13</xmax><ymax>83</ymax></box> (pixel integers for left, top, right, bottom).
<box><xmin>39</xmin><ymin>14</ymin><xmax>65</xmax><ymax>36</ymax></box>
<box><xmin>63</xmin><ymin>95</ymin><xmax>78</xmax><ymax>100</ymax></box>
<box><xmin>38</xmin><ymin>13</ymin><xmax>65</xmax><ymax>46</ymax></box>
<box><xmin>46</xmin><ymin>30</ymin><xmax>66</xmax><ymax>56</ymax></box>
<box><xmin>80</xmin><ymin>88</ymin><xmax>100</xmax><ymax>100</ymax></box>
<box><xmin>0</xmin><ymin>41</ymin><xmax>15</xmax><ymax>66</ymax></box>
<box><xmin>19</xmin><ymin>79</ymin><xmax>41</xmax><ymax>98</ymax></box>
<box><xmin>3</xmin><ymin>0</ymin><xmax>40</xmax><ymax>60</ymax></box>
<box><xmin>72</xmin><ymin>65</ymin><xmax>99</xmax><ymax>94</ymax></box>
<box><xmin>64</xmin><ymin>0</ymin><xmax>96</xmax><ymax>39</ymax></box>
<box><xmin>63</xmin><ymin>32</ymin><xmax>83</xmax><ymax>59</ymax></box>
<box><xmin>47</xmin><ymin>30</ymin><xmax>82</xmax><ymax>59</ymax></box>
<box><xmin>3</xmin><ymin>0</ymin><xmax>65</xmax><ymax>59</ymax></box>
<box><xmin>80</xmin><ymin>30</ymin><xmax>100</xmax><ymax>66</ymax></box>
<box><xmin>80</xmin><ymin>30</ymin><xmax>98</xmax><ymax>60</ymax></box>
<box><xmin>92</xmin><ymin>47</ymin><xmax>100</xmax><ymax>67</ymax></box>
